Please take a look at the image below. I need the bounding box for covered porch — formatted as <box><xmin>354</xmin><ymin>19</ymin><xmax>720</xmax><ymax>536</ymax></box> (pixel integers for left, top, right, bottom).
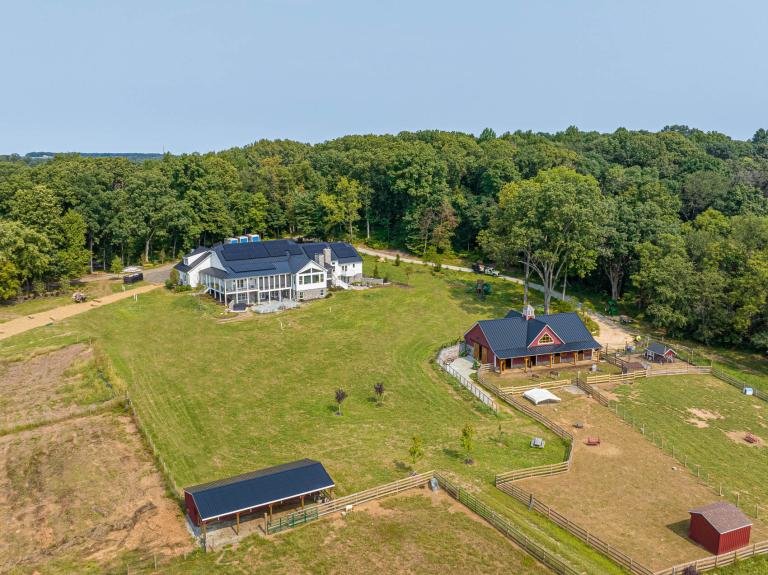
<box><xmin>495</xmin><ymin>349</ymin><xmax>600</xmax><ymax>374</ymax></box>
<box><xmin>184</xmin><ymin>459</ymin><xmax>335</xmax><ymax>549</ymax></box>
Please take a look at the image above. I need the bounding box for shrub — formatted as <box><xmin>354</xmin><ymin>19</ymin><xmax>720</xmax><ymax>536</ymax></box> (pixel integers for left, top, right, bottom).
<box><xmin>394</xmin><ymin>254</ymin><xmax>400</xmax><ymax>266</ymax></box>
<box><xmin>461</xmin><ymin>423</ymin><xmax>475</xmax><ymax>464</ymax></box>
<box><xmin>372</xmin><ymin>263</ymin><xmax>379</xmax><ymax>279</ymax></box>
<box><xmin>32</xmin><ymin>279</ymin><xmax>47</xmax><ymax>296</ymax></box>
<box><xmin>374</xmin><ymin>382</ymin><xmax>385</xmax><ymax>405</ymax></box>
<box><xmin>109</xmin><ymin>255</ymin><xmax>123</xmax><ymax>274</ymax></box>
<box><xmin>335</xmin><ymin>389</ymin><xmax>348</xmax><ymax>415</ymax></box>
<box><xmin>409</xmin><ymin>435</ymin><xmax>424</xmax><ymax>465</ymax></box>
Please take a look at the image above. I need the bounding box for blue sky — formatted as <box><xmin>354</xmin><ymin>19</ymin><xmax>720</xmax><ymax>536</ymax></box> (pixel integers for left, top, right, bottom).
<box><xmin>1</xmin><ymin>0</ymin><xmax>766</xmax><ymax>153</ymax></box>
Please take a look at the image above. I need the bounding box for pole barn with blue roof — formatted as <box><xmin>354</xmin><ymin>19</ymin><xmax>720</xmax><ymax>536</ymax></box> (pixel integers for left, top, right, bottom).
<box><xmin>184</xmin><ymin>459</ymin><xmax>335</xmax><ymax>535</ymax></box>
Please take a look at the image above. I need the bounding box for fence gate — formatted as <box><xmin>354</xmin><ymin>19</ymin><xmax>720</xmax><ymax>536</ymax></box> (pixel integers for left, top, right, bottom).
<box><xmin>266</xmin><ymin>507</ymin><xmax>319</xmax><ymax>534</ymax></box>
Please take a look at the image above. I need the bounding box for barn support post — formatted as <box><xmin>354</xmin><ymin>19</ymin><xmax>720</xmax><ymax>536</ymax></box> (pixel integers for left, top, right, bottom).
<box><xmin>264</xmin><ymin>512</ymin><xmax>268</xmax><ymax>532</ymax></box>
<box><xmin>236</xmin><ymin>512</ymin><xmax>240</xmax><ymax>535</ymax></box>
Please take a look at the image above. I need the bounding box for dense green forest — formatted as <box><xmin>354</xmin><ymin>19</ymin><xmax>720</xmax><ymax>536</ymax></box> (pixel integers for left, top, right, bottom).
<box><xmin>2</xmin><ymin>126</ymin><xmax>768</xmax><ymax>349</ymax></box>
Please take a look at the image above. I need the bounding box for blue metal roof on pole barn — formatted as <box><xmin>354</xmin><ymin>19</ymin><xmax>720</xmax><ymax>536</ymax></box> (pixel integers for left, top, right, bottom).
<box><xmin>184</xmin><ymin>459</ymin><xmax>335</xmax><ymax>522</ymax></box>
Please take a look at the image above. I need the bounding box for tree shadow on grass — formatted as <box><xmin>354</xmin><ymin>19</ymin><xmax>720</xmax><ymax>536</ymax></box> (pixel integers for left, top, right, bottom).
<box><xmin>442</xmin><ymin>447</ymin><xmax>461</xmax><ymax>460</ymax></box>
<box><xmin>393</xmin><ymin>460</ymin><xmax>412</xmax><ymax>473</ymax></box>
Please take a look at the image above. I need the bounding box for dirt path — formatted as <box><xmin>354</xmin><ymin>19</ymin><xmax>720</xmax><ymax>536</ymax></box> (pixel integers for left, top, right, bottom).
<box><xmin>590</xmin><ymin>313</ymin><xmax>636</xmax><ymax>349</ymax></box>
<box><xmin>356</xmin><ymin>246</ymin><xmax>564</xmax><ymax>301</ymax></box>
<box><xmin>0</xmin><ymin>284</ymin><xmax>160</xmax><ymax>342</ymax></box>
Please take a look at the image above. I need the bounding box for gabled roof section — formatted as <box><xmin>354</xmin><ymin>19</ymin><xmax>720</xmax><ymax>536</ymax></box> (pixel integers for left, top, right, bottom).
<box><xmin>200</xmin><ymin>239</ymin><xmax>360</xmax><ymax>279</ymax></box>
<box><xmin>647</xmin><ymin>342</ymin><xmax>677</xmax><ymax>356</ymax></box>
<box><xmin>689</xmin><ymin>502</ymin><xmax>752</xmax><ymax>534</ymax></box>
<box><xmin>185</xmin><ymin>459</ymin><xmax>335</xmax><ymax>522</ymax></box>
<box><xmin>474</xmin><ymin>312</ymin><xmax>600</xmax><ymax>359</ymax></box>
<box><xmin>302</xmin><ymin>242</ymin><xmax>363</xmax><ymax>264</ymax></box>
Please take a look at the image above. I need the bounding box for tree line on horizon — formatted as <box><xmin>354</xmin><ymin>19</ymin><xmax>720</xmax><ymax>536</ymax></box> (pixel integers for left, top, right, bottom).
<box><xmin>2</xmin><ymin>126</ymin><xmax>768</xmax><ymax>349</ymax></box>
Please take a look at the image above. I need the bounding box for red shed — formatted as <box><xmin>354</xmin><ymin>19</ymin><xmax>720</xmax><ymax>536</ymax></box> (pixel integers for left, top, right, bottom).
<box><xmin>689</xmin><ymin>502</ymin><xmax>752</xmax><ymax>555</ymax></box>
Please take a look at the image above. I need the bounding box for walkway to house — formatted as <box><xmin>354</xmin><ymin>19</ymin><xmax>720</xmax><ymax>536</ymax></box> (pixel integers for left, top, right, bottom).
<box><xmin>0</xmin><ymin>284</ymin><xmax>160</xmax><ymax>341</ymax></box>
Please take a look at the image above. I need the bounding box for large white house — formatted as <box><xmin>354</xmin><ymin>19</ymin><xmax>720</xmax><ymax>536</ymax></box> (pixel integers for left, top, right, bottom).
<box><xmin>174</xmin><ymin>238</ymin><xmax>363</xmax><ymax>306</ymax></box>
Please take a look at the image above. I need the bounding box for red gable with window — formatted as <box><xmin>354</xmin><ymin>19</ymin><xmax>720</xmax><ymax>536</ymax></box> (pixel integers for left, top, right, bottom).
<box><xmin>530</xmin><ymin>325</ymin><xmax>562</xmax><ymax>347</ymax></box>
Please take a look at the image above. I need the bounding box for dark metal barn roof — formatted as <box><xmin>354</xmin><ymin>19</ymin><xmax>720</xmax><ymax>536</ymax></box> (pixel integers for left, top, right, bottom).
<box><xmin>473</xmin><ymin>312</ymin><xmax>600</xmax><ymax>359</ymax></box>
<box><xmin>185</xmin><ymin>459</ymin><xmax>334</xmax><ymax>522</ymax></box>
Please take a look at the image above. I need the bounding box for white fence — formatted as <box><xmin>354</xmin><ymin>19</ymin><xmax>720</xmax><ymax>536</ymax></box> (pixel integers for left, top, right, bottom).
<box><xmin>436</xmin><ymin>345</ymin><xmax>498</xmax><ymax>411</ymax></box>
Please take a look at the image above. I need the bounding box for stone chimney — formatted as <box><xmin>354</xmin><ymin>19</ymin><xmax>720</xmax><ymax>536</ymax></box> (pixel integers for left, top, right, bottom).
<box><xmin>522</xmin><ymin>304</ymin><xmax>535</xmax><ymax>320</ymax></box>
<box><xmin>323</xmin><ymin>246</ymin><xmax>333</xmax><ymax>264</ymax></box>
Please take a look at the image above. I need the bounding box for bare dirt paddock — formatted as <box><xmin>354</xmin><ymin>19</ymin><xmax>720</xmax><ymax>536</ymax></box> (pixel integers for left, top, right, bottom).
<box><xmin>0</xmin><ymin>344</ymin><xmax>112</xmax><ymax>431</ymax></box>
<box><xmin>515</xmin><ymin>392</ymin><xmax>768</xmax><ymax>570</ymax></box>
<box><xmin>0</xmin><ymin>412</ymin><xmax>193</xmax><ymax>573</ymax></box>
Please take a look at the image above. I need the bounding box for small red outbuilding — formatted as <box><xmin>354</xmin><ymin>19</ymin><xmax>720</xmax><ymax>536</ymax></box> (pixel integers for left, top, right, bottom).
<box><xmin>689</xmin><ymin>502</ymin><xmax>752</xmax><ymax>555</ymax></box>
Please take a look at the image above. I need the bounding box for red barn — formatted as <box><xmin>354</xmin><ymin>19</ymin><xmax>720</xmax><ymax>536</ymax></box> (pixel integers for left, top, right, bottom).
<box><xmin>463</xmin><ymin>306</ymin><xmax>601</xmax><ymax>372</ymax></box>
<box><xmin>689</xmin><ymin>502</ymin><xmax>752</xmax><ymax>555</ymax></box>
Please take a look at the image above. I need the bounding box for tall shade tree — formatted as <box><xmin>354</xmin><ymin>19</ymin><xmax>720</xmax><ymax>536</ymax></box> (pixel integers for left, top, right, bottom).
<box><xmin>631</xmin><ymin>233</ymin><xmax>694</xmax><ymax>331</ymax></box>
<box><xmin>317</xmin><ymin>176</ymin><xmax>362</xmax><ymax>238</ymax></box>
<box><xmin>0</xmin><ymin>220</ymin><xmax>52</xmax><ymax>290</ymax></box>
<box><xmin>124</xmin><ymin>166</ymin><xmax>176</xmax><ymax>262</ymax></box>
<box><xmin>599</xmin><ymin>175</ymin><xmax>681</xmax><ymax>301</ymax></box>
<box><xmin>481</xmin><ymin>167</ymin><xmax>604</xmax><ymax>312</ymax></box>
<box><xmin>55</xmin><ymin>210</ymin><xmax>90</xmax><ymax>280</ymax></box>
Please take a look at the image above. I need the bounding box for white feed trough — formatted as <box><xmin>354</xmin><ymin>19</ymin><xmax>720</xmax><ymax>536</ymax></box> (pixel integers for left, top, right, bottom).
<box><xmin>523</xmin><ymin>388</ymin><xmax>562</xmax><ymax>406</ymax></box>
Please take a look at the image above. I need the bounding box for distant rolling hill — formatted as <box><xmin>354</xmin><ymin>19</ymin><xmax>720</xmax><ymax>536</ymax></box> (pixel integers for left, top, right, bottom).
<box><xmin>24</xmin><ymin>151</ymin><xmax>165</xmax><ymax>162</ymax></box>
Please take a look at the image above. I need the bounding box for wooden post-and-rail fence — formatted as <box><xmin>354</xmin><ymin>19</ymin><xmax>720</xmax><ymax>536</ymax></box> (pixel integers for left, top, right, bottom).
<box><xmin>495</xmin><ymin>480</ymin><xmax>656</xmax><ymax>575</ymax></box>
<box><xmin>436</xmin><ymin>345</ymin><xmax>498</xmax><ymax>411</ymax></box>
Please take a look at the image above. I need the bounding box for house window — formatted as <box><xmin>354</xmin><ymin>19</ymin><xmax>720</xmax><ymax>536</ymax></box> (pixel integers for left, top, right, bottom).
<box><xmin>539</xmin><ymin>333</ymin><xmax>553</xmax><ymax>344</ymax></box>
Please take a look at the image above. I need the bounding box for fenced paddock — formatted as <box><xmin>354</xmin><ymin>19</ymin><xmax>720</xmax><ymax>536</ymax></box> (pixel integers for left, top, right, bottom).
<box><xmin>435</xmin><ymin>474</ymin><xmax>581</xmax><ymax>575</ymax></box>
<box><xmin>496</xmin><ymin>481</ymin><xmax>655</xmax><ymax>575</ymax></box>
<box><xmin>492</xmin><ymin>389</ymin><xmax>767</xmax><ymax>570</ymax></box>
<box><xmin>498</xmin><ymin>378</ymin><xmax>574</xmax><ymax>395</ymax></box>
<box><xmin>712</xmin><ymin>367</ymin><xmax>768</xmax><ymax>402</ymax></box>
<box><xmin>656</xmin><ymin>540</ymin><xmax>768</xmax><ymax>574</ymax></box>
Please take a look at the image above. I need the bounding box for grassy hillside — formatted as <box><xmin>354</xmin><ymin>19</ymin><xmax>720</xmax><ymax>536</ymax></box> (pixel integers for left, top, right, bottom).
<box><xmin>2</xmin><ymin>258</ymin><xmax>626</xmax><ymax>574</ymax></box>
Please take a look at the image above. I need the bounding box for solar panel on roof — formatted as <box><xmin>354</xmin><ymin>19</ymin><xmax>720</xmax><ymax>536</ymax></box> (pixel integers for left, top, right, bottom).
<box><xmin>263</xmin><ymin>239</ymin><xmax>303</xmax><ymax>257</ymax></box>
<box><xmin>229</xmin><ymin>261</ymin><xmax>276</xmax><ymax>273</ymax></box>
<box><xmin>330</xmin><ymin>243</ymin><xmax>358</xmax><ymax>258</ymax></box>
<box><xmin>221</xmin><ymin>242</ymin><xmax>269</xmax><ymax>261</ymax></box>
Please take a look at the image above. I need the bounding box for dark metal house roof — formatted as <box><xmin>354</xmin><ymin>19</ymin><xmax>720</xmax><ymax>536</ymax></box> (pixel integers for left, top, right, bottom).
<box><xmin>689</xmin><ymin>502</ymin><xmax>752</xmax><ymax>534</ymax></box>
<box><xmin>174</xmin><ymin>249</ymin><xmax>211</xmax><ymax>274</ymax></box>
<box><xmin>646</xmin><ymin>342</ymin><xmax>676</xmax><ymax>356</ymax></box>
<box><xmin>188</xmin><ymin>239</ymin><xmax>362</xmax><ymax>280</ymax></box>
<box><xmin>473</xmin><ymin>312</ymin><xmax>600</xmax><ymax>359</ymax></box>
<box><xmin>185</xmin><ymin>459</ymin><xmax>335</xmax><ymax>522</ymax></box>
